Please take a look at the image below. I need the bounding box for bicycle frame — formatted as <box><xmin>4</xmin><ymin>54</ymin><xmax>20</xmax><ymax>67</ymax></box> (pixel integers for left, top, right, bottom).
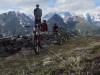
<box><xmin>33</xmin><ymin>24</ymin><xmax>41</xmax><ymax>54</ymax></box>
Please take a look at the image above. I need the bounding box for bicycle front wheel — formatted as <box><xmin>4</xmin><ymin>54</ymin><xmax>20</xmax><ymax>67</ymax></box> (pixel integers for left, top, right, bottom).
<box><xmin>34</xmin><ymin>42</ymin><xmax>41</xmax><ymax>54</ymax></box>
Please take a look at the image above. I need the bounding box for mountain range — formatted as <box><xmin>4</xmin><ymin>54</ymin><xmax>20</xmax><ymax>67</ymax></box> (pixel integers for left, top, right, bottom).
<box><xmin>0</xmin><ymin>11</ymin><xmax>34</xmax><ymax>37</ymax></box>
<box><xmin>43</xmin><ymin>12</ymin><xmax>100</xmax><ymax>27</ymax></box>
<box><xmin>0</xmin><ymin>11</ymin><xmax>99</xmax><ymax>37</ymax></box>
<box><xmin>44</xmin><ymin>12</ymin><xmax>100</xmax><ymax>35</ymax></box>
<box><xmin>47</xmin><ymin>14</ymin><xmax>68</xmax><ymax>32</ymax></box>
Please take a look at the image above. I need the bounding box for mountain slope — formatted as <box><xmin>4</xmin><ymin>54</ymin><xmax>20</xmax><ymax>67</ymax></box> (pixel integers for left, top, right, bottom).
<box><xmin>44</xmin><ymin>12</ymin><xmax>99</xmax><ymax>35</ymax></box>
<box><xmin>47</xmin><ymin>14</ymin><xmax>68</xmax><ymax>32</ymax></box>
<box><xmin>76</xmin><ymin>13</ymin><xmax>100</xmax><ymax>27</ymax></box>
<box><xmin>44</xmin><ymin>12</ymin><xmax>100</xmax><ymax>27</ymax></box>
<box><xmin>0</xmin><ymin>11</ymin><xmax>34</xmax><ymax>36</ymax></box>
<box><xmin>0</xmin><ymin>36</ymin><xmax>100</xmax><ymax>74</ymax></box>
<box><xmin>65</xmin><ymin>16</ymin><xmax>99</xmax><ymax>35</ymax></box>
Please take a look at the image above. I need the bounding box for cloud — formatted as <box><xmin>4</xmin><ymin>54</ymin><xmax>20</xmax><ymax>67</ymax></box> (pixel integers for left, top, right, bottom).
<box><xmin>89</xmin><ymin>6</ymin><xmax>100</xmax><ymax>14</ymax></box>
<box><xmin>0</xmin><ymin>9</ymin><xmax>16</xmax><ymax>14</ymax></box>
<box><xmin>0</xmin><ymin>0</ymin><xmax>51</xmax><ymax>14</ymax></box>
<box><xmin>0</xmin><ymin>0</ymin><xmax>99</xmax><ymax>15</ymax></box>
<box><xmin>0</xmin><ymin>0</ymin><xmax>50</xmax><ymax>6</ymax></box>
<box><xmin>56</xmin><ymin>0</ymin><xmax>95</xmax><ymax>11</ymax></box>
<box><xmin>44</xmin><ymin>0</ymin><xmax>100</xmax><ymax>14</ymax></box>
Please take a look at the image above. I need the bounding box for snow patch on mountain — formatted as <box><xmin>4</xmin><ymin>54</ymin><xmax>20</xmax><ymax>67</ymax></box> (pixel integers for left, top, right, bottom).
<box><xmin>44</xmin><ymin>11</ymin><xmax>100</xmax><ymax>27</ymax></box>
<box><xmin>0</xmin><ymin>11</ymin><xmax>34</xmax><ymax>36</ymax></box>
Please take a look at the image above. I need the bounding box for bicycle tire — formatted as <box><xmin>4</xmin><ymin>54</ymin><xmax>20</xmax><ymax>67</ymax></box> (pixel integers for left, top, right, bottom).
<box><xmin>33</xmin><ymin>35</ymin><xmax>41</xmax><ymax>55</ymax></box>
<box><xmin>33</xmin><ymin>41</ymin><xmax>41</xmax><ymax>54</ymax></box>
<box><xmin>57</xmin><ymin>34</ymin><xmax>63</xmax><ymax>45</ymax></box>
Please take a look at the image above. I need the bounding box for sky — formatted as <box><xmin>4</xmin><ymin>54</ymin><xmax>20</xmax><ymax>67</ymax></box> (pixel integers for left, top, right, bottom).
<box><xmin>0</xmin><ymin>0</ymin><xmax>100</xmax><ymax>15</ymax></box>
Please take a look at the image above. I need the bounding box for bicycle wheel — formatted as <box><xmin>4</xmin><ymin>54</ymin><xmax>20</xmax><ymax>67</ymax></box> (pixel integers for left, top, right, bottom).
<box><xmin>34</xmin><ymin>41</ymin><xmax>41</xmax><ymax>54</ymax></box>
<box><xmin>61</xmin><ymin>34</ymin><xmax>66</xmax><ymax>43</ymax></box>
<box><xmin>53</xmin><ymin>33</ymin><xmax>62</xmax><ymax>45</ymax></box>
<box><xmin>42</xmin><ymin>34</ymin><xmax>53</xmax><ymax>46</ymax></box>
<box><xmin>57</xmin><ymin>33</ymin><xmax>63</xmax><ymax>45</ymax></box>
<box><xmin>33</xmin><ymin>36</ymin><xmax>41</xmax><ymax>55</ymax></box>
<box><xmin>63</xmin><ymin>33</ymin><xmax>70</xmax><ymax>42</ymax></box>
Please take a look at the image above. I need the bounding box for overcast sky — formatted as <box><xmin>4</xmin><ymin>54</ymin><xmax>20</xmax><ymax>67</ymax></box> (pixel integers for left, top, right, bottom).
<box><xmin>0</xmin><ymin>0</ymin><xmax>100</xmax><ymax>15</ymax></box>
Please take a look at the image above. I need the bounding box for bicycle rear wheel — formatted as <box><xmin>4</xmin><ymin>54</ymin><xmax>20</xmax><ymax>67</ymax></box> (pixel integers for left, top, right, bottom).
<box><xmin>57</xmin><ymin>34</ymin><xmax>63</xmax><ymax>45</ymax></box>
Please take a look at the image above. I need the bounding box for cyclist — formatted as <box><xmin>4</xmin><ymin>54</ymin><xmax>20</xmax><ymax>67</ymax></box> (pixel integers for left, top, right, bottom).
<box><xmin>34</xmin><ymin>4</ymin><xmax>42</xmax><ymax>25</ymax></box>
<box><xmin>33</xmin><ymin>20</ymin><xmax>48</xmax><ymax>51</ymax></box>
<box><xmin>33</xmin><ymin>4</ymin><xmax>42</xmax><ymax>53</ymax></box>
<box><xmin>53</xmin><ymin>23</ymin><xmax>59</xmax><ymax>34</ymax></box>
<box><xmin>40</xmin><ymin>20</ymin><xmax>48</xmax><ymax>33</ymax></box>
<box><xmin>33</xmin><ymin>20</ymin><xmax>48</xmax><ymax>34</ymax></box>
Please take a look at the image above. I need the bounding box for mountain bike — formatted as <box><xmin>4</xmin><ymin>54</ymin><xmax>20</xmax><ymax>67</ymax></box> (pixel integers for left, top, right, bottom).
<box><xmin>33</xmin><ymin>25</ymin><xmax>42</xmax><ymax>54</ymax></box>
<box><xmin>53</xmin><ymin>28</ymin><xmax>70</xmax><ymax>45</ymax></box>
<box><xmin>58</xmin><ymin>28</ymin><xmax>70</xmax><ymax>43</ymax></box>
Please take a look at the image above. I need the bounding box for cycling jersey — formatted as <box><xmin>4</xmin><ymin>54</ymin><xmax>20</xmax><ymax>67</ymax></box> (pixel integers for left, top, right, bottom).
<box><xmin>40</xmin><ymin>23</ymin><xmax>48</xmax><ymax>32</ymax></box>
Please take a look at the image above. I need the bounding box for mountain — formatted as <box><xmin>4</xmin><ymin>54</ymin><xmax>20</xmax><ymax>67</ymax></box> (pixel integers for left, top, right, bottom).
<box><xmin>44</xmin><ymin>12</ymin><xmax>100</xmax><ymax>28</ymax></box>
<box><xmin>67</xmin><ymin>16</ymin><xmax>99</xmax><ymax>35</ymax></box>
<box><xmin>44</xmin><ymin>12</ymin><xmax>99</xmax><ymax>35</ymax></box>
<box><xmin>47</xmin><ymin>14</ymin><xmax>68</xmax><ymax>32</ymax></box>
<box><xmin>87</xmin><ymin>13</ymin><xmax>100</xmax><ymax>27</ymax></box>
<box><xmin>56</xmin><ymin>12</ymin><xmax>72</xmax><ymax>18</ymax></box>
<box><xmin>43</xmin><ymin>12</ymin><xmax>72</xmax><ymax>20</ymax></box>
<box><xmin>0</xmin><ymin>11</ymin><xmax>99</xmax><ymax>36</ymax></box>
<box><xmin>0</xmin><ymin>11</ymin><xmax>34</xmax><ymax>37</ymax></box>
<box><xmin>43</xmin><ymin>12</ymin><xmax>55</xmax><ymax>20</ymax></box>
<box><xmin>47</xmin><ymin>13</ymin><xmax>98</xmax><ymax>35</ymax></box>
<box><xmin>28</xmin><ymin>14</ymin><xmax>34</xmax><ymax>20</ymax></box>
<box><xmin>76</xmin><ymin>13</ymin><xmax>100</xmax><ymax>27</ymax></box>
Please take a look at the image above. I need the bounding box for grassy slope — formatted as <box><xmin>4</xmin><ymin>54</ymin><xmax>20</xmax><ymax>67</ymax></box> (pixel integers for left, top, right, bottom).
<box><xmin>74</xmin><ymin>16</ymin><xmax>98</xmax><ymax>35</ymax></box>
<box><xmin>75</xmin><ymin>23</ymin><xmax>98</xmax><ymax>35</ymax></box>
<box><xmin>0</xmin><ymin>36</ymin><xmax>100</xmax><ymax>75</ymax></box>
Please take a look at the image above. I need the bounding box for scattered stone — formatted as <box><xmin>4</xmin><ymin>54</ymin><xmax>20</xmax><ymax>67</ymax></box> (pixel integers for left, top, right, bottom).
<box><xmin>43</xmin><ymin>61</ymin><xmax>53</xmax><ymax>66</ymax></box>
<box><xmin>0</xmin><ymin>36</ymin><xmax>32</xmax><ymax>58</ymax></box>
<box><xmin>73</xmin><ymin>49</ymin><xmax>93</xmax><ymax>56</ymax></box>
<box><xmin>43</xmin><ymin>57</ymin><xmax>53</xmax><ymax>66</ymax></box>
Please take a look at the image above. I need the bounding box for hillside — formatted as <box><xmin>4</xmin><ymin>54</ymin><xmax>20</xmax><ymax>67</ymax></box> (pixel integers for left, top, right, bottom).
<box><xmin>44</xmin><ymin>12</ymin><xmax>100</xmax><ymax>28</ymax></box>
<box><xmin>66</xmin><ymin>16</ymin><xmax>99</xmax><ymax>35</ymax></box>
<box><xmin>44</xmin><ymin>12</ymin><xmax>100</xmax><ymax>35</ymax></box>
<box><xmin>47</xmin><ymin>14</ymin><xmax>68</xmax><ymax>32</ymax></box>
<box><xmin>0</xmin><ymin>36</ymin><xmax>100</xmax><ymax>75</ymax></box>
<box><xmin>0</xmin><ymin>11</ymin><xmax>99</xmax><ymax>36</ymax></box>
<box><xmin>75</xmin><ymin>23</ymin><xmax>98</xmax><ymax>35</ymax></box>
<box><xmin>0</xmin><ymin>11</ymin><xmax>34</xmax><ymax>36</ymax></box>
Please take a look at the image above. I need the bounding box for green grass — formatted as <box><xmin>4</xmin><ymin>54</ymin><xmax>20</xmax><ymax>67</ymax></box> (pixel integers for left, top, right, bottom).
<box><xmin>0</xmin><ymin>36</ymin><xmax>100</xmax><ymax>75</ymax></box>
<box><xmin>74</xmin><ymin>20</ymin><xmax>99</xmax><ymax>35</ymax></box>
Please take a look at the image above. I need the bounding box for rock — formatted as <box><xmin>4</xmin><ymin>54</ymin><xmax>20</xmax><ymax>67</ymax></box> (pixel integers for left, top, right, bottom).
<box><xmin>73</xmin><ymin>49</ymin><xmax>93</xmax><ymax>56</ymax></box>
<box><xmin>0</xmin><ymin>35</ymin><xmax>44</xmax><ymax>57</ymax></box>
<box><xmin>0</xmin><ymin>46</ymin><xmax>6</xmax><ymax>53</ymax></box>
<box><xmin>16</xmin><ymin>38</ymin><xmax>23</xmax><ymax>42</ymax></box>
<box><xmin>43</xmin><ymin>61</ymin><xmax>53</xmax><ymax>66</ymax></box>
<box><xmin>43</xmin><ymin>57</ymin><xmax>53</xmax><ymax>66</ymax></box>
